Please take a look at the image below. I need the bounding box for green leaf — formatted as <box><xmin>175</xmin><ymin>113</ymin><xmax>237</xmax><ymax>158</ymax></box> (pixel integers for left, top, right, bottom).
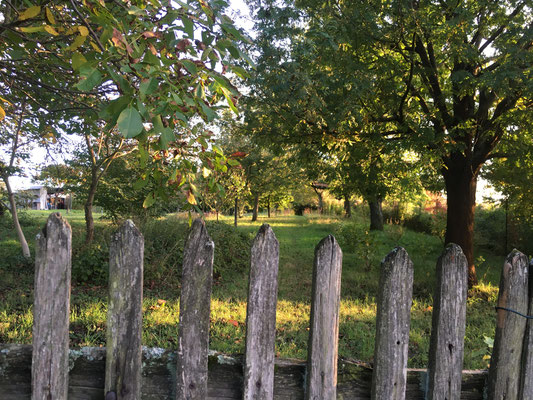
<box><xmin>76</xmin><ymin>66</ymin><xmax>102</xmax><ymax>92</ymax></box>
<box><xmin>230</xmin><ymin>65</ymin><xmax>250</xmax><ymax>79</ymax></box>
<box><xmin>171</xmin><ymin>93</ymin><xmax>184</xmax><ymax>105</ymax></box>
<box><xmin>181</xmin><ymin>59</ymin><xmax>198</xmax><ymax>75</ymax></box>
<box><xmin>117</xmin><ymin>107</ymin><xmax>144</xmax><ymax>138</ymax></box>
<box><xmin>226</xmin><ymin>45</ymin><xmax>240</xmax><ymax>59</ymax></box>
<box><xmin>99</xmin><ymin>96</ymin><xmax>131</xmax><ymax>124</ymax></box>
<box><xmin>160</xmin><ymin>127</ymin><xmax>174</xmax><ymax>149</ymax></box>
<box><xmin>133</xmin><ymin>178</ymin><xmax>148</xmax><ymax>190</ymax></box>
<box><xmin>143</xmin><ymin>192</ymin><xmax>156</xmax><ymax>208</ymax></box>
<box><xmin>140</xmin><ymin>77</ymin><xmax>158</xmax><ymax>95</ymax></box>
<box><xmin>200</xmin><ymin>103</ymin><xmax>217</xmax><ymax>122</ymax></box>
<box><xmin>152</xmin><ymin>114</ymin><xmax>164</xmax><ymax>133</ymax></box>
<box><xmin>71</xmin><ymin>53</ymin><xmax>87</xmax><ymax>71</ymax></box>
<box><xmin>181</xmin><ymin>16</ymin><xmax>194</xmax><ymax>38</ymax></box>
<box><xmin>143</xmin><ymin>50</ymin><xmax>160</xmax><ymax>66</ymax></box>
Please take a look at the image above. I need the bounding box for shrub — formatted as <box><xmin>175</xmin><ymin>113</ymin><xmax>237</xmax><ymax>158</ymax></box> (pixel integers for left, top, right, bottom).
<box><xmin>402</xmin><ymin>210</ymin><xmax>446</xmax><ymax>241</ymax></box>
<box><xmin>141</xmin><ymin>217</ymin><xmax>252</xmax><ymax>288</ymax></box>
<box><xmin>72</xmin><ymin>243</ymin><xmax>109</xmax><ymax>284</ymax></box>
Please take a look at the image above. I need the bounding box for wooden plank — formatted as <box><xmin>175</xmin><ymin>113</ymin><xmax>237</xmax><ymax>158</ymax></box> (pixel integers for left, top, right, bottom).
<box><xmin>371</xmin><ymin>247</ymin><xmax>414</xmax><ymax>400</ymax></box>
<box><xmin>32</xmin><ymin>212</ymin><xmax>72</xmax><ymax>400</ymax></box>
<box><xmin>520</xmin><ymin>257</ymin><xmax>533</xmax><ymax>398</ymax></box>
<box><xmin>176</xmin><ymin>218</ymin><xmax>215</xmax><ymax>400</ymax></box>
<box><xmin>487</xmin><ymin>250</ymin><xmax>529</xmax><ymax>400</ymax></box>
<box><xmin>105</xmin><ymin>220</ymin><xmax>144</xmax><ymax>400</ymax></box>
<box><xmin>243</xmin><ymin>224</ymin><xmax>280</xmax><ymax>400</ymax></box>
<box><xmin>0</xmin><ymin>344</ymin><xmax>488</xmax><ymax>399</ymax></box>
<box><xmin>427</xmin><ymin>244</ymin><xmax>468</xmax><ymax>400</ymax></box>
<box><xmin>306</xmin><ymin>235</ymin><xmax>343</xmax><ymax>400</ymax></box>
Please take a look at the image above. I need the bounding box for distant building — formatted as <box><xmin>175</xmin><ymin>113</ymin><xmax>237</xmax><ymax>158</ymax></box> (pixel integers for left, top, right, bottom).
<box><xmin>16</xmin><ymin>185</ymin><xmax>68</xmax><ymax>210</ymax></box>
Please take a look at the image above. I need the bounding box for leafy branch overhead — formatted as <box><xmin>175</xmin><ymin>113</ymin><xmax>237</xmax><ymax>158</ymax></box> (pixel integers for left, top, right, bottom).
<box><xmin>1</xmin><ymin>0</ymin><xmax>251</xmax><ymax>206</ymax></box>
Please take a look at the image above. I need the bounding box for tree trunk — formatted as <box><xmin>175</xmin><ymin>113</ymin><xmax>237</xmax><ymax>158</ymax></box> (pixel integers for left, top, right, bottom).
<box><xmin>3</xmin><ymin>175</ymin><xmax>31</xmax><ymax>259</ymax></box>
<box><xmin>369</xmin><ymin>198</ymin><xmax>384</xmax><ymax>231</ymax></box>
<box><xmin>251</xmin><ymin>192</ymin><xmax>260</xmax><ymax>222</ymax></box>
<box><xmin>234</xmin><ymin>197</ymin><xmax>238</xmax><ymax>227</ymax></box>
<box><xmin>267</xmin><ymin>196</ymin><xmax>271</xmax><ymax>218</ymax></box>
<box><xmin>443</xmin><ymin>168</ymin><xmax>478</xmax><ymax>287</ymax></box>
<box><xmin>84</xmin><ymin>171</ymin><xmax>98</xmax><ymax>245</ymax></box>
<box><xmin>313</xmin><ymin>188</ymin><xmax>324</xmax><ymax>214</ymax></box>
<box><xmin>344</xmin><ymin>194</ymin><xmax>351</xmax><ymax>218</ymax></box>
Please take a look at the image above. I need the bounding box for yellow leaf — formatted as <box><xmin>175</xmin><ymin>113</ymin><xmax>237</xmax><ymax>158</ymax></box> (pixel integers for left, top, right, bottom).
<box><xmin>0</xmin><ymin>96</ymin><xmax>12</xmax><ymax>105</ymax></box>
<box><xmin>78</xmin><ymin>25</ymin><xmax>89</xmax><ymax>36</ymax></box>
<box><xmin>67</xmin><ymin>35</ymin><xmax>86</xmax><ymax>51</ymax></box>
<box><xmin>187</xmin><ymin>190</ymin><xmax>197</xmax><ymax>205</ymax></box>
<box><xmin>45</xmin><ymin>7</ymin><xmax>56</xmax><ymax>25</ymax></box>
<box><xmin>44</xmin><ymin>25</ymin><xmax>59</xmax><ymax>36</ymax></box>
<box><xmin>90</xmin><ymin>41</ymin><xmax>102</xmax><ymax>53</ymax></box>
<box><xmin>0</xmin><ymin>105</ymin><xmax>5</xmax><ymax>121</ymax></box>
<box><xmin>18</xmin><ymin>26</ymin><xmax>45</xmax><ymax>33</ymax></box>
<box><xmin>19</xmin><ymin>6</ymin><xmax>41</xmax><ymax>21</ymax></box>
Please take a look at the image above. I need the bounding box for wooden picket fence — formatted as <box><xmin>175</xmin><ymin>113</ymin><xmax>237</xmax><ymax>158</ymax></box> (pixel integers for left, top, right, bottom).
<box><xmin>1</xmin><ymin>212</ymin><xmax>532</xmax><ymax>399</ymax></box>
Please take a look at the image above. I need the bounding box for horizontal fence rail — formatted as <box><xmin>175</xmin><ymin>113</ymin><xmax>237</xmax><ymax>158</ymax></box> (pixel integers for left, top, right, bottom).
<box><xmin>0</xmin><ymin>344</ymin><xmax>488</xmax><ymax>400</ymax></box>
<box><xmin>1</xmin><ymin>213</ymin><xmax>532</xmax><ymax>399</ymax></box>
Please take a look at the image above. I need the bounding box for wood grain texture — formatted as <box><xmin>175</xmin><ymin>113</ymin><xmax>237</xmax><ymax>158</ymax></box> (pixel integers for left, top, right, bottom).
<box><xmin>32</xmin><ymin>213</ymin><xmax>72</xmax><ymax>400</ymax></box>
<box><xmin>427</xmin><ymin>244</ymin><xmax>468</xmax><ymax>400</ymax></box>
<box><xmin>176</xmin><ymin>218</ymin><xmax>215</xmax><ymax>400</ymax></box>
<box><xmin>0</xmin><ymin>344</ymin><xmax>488</xmax><ymax>399</ymax></box>
<box><xmin>243</xmin><ymin>224</ymin><xmax>280</xmax><ymax>400</ymax></box>
<box><xmin>521</xmin><ymin>257</ymin><xmax>533</xmax><ymax>398</ymax></box>
<box><xmin>487</xmin><ymin>250</ymin><xmax>529</xmax><ymax>400</ymax></box>
<box><xmin>371</xmin><ymin>247</ymin><xmax>414</xmax><ymax>400</ymax></box>
<box><xmin>306</xmin><ymin>235</ymin><xmax>342</xmax><ymax>400</ymax></box>
<box><xmin>105</xmin><ymin>220</ymin><xmax>144</xmax><ymax>400</ymax></box>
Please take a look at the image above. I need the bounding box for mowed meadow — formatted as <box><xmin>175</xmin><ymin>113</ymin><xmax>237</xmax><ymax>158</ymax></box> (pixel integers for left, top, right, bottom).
<box><xmin>0</xmin><ymin>208</ymin><xmax>503</xmax><ymax>369</ymax></box>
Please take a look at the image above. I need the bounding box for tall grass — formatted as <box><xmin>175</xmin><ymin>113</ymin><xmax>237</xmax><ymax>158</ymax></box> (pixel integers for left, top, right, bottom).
<box><xmin>0</xmin><ymin>210</ymin><xmax>502</xmax><ymax>369</ymax></box>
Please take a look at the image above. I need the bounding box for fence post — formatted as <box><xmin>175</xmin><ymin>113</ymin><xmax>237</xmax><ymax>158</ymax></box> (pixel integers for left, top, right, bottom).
<box><xmin>243</xmin><ymin>224</ymin><xmax>279</xmax><ymax>400</ymax></box>
<box><xmin>426</xmin><ymin>244</ymin><xmax>468</xmax><ymax>400</ymax></box>
<box><xmin>305</xmin><ymin>235</ymin><xmax>342</xmax><ymax>400</ymax></box>
<box><xmin>521</xmin><ymin>257</ymin><xmax>533</xmax><ymax>398</ymax></box>
<box><xmin>32</xmin><ymin>213</ymin><xmax>72</xmax><ymax>400</ymax></box>
<box><xmin>487</xmin><ymin>250</ymin><xmax>529</xmax><ymax>400</ymax></box>
<box><xmin>176</xmin><ymin>219</ymin><xmax>214</xmax><ymax>400</ymax></box>
<box><xmin>371</xmin><ymin>247</ymin><xmax>413</xmax><ymax>400</ymax></box>
<box><xmin>105</xmin><ymin>220</ymin><xmax>144</xmax><ymax>400</ymax></box>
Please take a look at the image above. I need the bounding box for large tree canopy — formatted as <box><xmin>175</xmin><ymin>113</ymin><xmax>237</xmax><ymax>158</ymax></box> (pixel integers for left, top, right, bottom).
<box><xmin>1</xmin><ymin>0</ymin><xmax>250</xmax><ymax>197</ymax></box>
<box><xmin>247</xmin><ymin>0</ymin><xmax>532</xmax><ymax>285</ymax></box>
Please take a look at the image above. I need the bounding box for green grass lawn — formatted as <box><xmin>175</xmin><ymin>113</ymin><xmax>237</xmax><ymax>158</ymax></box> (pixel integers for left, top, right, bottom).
<box><xmin>0</xmin><ymin>209</ymin><xmax>502</xmax><ymax>369</ymax></box>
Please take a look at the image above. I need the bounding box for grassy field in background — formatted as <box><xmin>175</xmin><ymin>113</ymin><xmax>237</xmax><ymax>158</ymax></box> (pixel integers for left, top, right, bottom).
<box><xmin>0</xmin><ymin>209</ymin><xmax>503</xmax><ymax>369</ymax></box>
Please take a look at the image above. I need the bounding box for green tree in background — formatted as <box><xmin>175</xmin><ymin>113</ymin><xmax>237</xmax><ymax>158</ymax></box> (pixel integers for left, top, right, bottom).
<box><xmin>247</xmin><ymin>0</ymin><xmax>532</xmax><ymax>285</ymax></box>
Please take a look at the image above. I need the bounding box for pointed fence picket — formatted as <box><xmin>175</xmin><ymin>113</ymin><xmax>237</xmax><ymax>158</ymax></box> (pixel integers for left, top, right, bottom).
<box><xmin>5</xmin><ymin>213</ymin><xmax>531</xmax><ymax>399</ymax></box>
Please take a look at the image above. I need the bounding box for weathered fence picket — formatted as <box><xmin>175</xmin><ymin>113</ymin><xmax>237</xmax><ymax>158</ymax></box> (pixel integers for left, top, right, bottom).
<box><xmin>521</xmin><ymin>257</ymin><xmax>533</xmax><ymax>398</ymax></box>
<box><xmin>32</xmin><ymin>213</ymin><xmax>72</xmax><ymax>400</ymax></box>
<box><xmin>105</xmin><ymin>220</ymin><xmax>144</xmax><ymax>400</ymax></box>
<box><xmin>371</xmin><ymin>247</ymin><xmax>414</xmax><ymax>400</ymax></box>
<box><xmin>243</xmin><ymin>224</ymin><xmax>280</xmax><ymax>400</ymax></box>
<box><xmin>426</xmin><ymin>244</ymin><xmax>468</xmax><ymax>400</ymax></box>
<box><xmin>176</xmin><ymin>219</ymin><xmax>215</xmax><ymax>400</ymax></box>
<box><xmin>487</xmin><ymin>250</ymin><xmax>529</xmax><ymax>400</ymax></box>
<box><xmin>305</xmin><ymin>235</ymin><xmax>342</xmax><ymax>400</ymax></box>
